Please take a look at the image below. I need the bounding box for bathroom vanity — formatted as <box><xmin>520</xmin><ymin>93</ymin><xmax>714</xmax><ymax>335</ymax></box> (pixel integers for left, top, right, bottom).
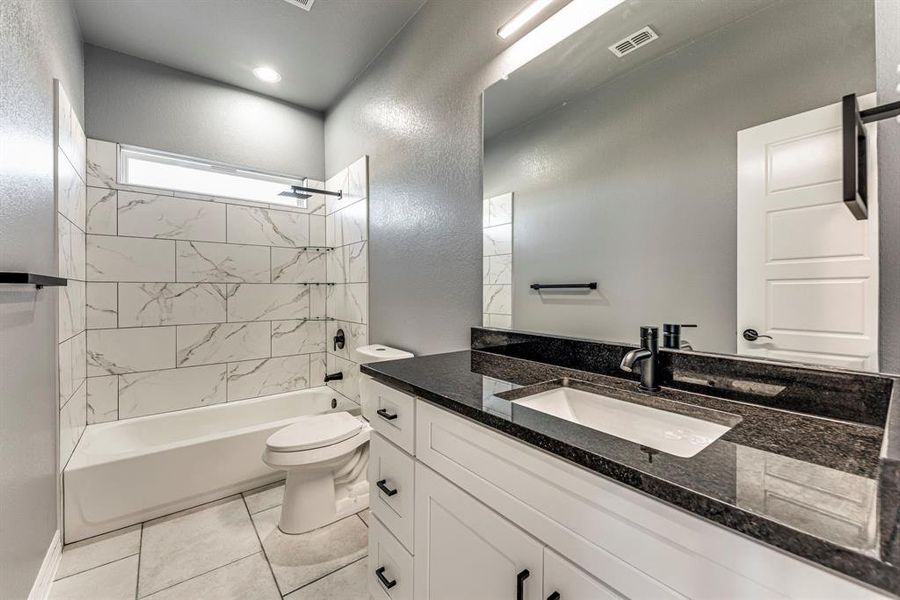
<box><xmin>362</xmin><ymin>328</ymin><xmax>899</xmax><ymax>599</ymax></box>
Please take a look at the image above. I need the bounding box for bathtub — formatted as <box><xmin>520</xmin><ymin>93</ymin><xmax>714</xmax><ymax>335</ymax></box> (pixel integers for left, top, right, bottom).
<box><xmin>64</xmin><ymin>386</ymin><xmax>359</xmax><ymax>542</ymax></box>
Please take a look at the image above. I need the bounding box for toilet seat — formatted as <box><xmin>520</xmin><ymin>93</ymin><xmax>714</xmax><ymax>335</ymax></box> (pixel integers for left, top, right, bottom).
<box><xmin>267</xmin><ymin>412</ymin><xmax>362</xmax><ymax>452</ymax></box>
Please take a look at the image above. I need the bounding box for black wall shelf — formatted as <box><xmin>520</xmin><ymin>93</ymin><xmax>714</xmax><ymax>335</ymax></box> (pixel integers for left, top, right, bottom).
<box><xmin>0</xmin><ymin>272</ymin><xmax>68</xmax><ymax>289</ymax></box>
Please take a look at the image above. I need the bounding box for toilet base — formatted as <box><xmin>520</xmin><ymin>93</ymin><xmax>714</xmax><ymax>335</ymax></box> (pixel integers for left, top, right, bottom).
<box><xmin>277</xmin><ymin>449</ymin><xmax>370</xmax><ymax>535</ymax></box>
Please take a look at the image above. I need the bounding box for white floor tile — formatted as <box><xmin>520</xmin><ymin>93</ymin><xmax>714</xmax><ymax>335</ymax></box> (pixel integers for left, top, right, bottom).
<box><xmin>283</xmin><ymin>557</ymin><xmax>369</xmax><ymax>600</ymax></box>
<box><xmin>142</xmin><ymin>553</ymin><xmax>279</xmax><ymax>600</ymax></box>
<box><xmin>357</xmin><ymin>510</ymin><xmax>370</xmax><ymax>527</ymax></box>
<box><xmin>138</xmin><ymin>496</ymin><xmax>260</xmax><ymax>597</ymax></box>
<box><xmin>251</xmin><ymin>509</ymin><xmax>367</xmax><ymax>595</ymax></box>
<box><xmin>57</xmin><ymin>525</ymin><xmax>141</xmax><ymax>580</ymax></box>
<box><xmin>242</xmin><ymin>481</ymin><xmax>284</xmax><ymax>515</ymax></box>
<box><xmin>50</xmin><ymin>555</ymin><xmax>138</xmax><ymax>600</ymax></box>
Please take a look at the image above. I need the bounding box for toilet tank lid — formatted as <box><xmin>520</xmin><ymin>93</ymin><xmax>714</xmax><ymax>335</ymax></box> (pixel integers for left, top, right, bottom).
<box><xmin>266</xmin><ymin>412</ymin><xmax>363</xmax><ymax>452</ymax></box>
<box><xmin>355</xmin><ymin>344</ymin><xmax>414</xmax><ymax>362</ymax></box>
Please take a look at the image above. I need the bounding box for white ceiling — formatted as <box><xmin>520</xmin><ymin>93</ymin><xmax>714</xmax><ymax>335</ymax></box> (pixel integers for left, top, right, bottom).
<box><xmin>484</xmin><ymin>0</ymin><xmax>778</xmax><ymax>140</ymax></box>
<box><xmin>73</xmin><ymin>0</ymin><xmax>427</xmax><ymax>112</ymax></box>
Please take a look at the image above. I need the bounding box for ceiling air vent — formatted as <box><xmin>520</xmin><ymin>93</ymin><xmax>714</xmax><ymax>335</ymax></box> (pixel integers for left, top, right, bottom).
<box><xmin>609</xmin><ymin>26</ymin><xmax>659</xmax><ymax>58</ymax></box>
<box><xmin>282</xmin><ymin>0</ymin><xmax>315</xmax><ymax>11</ymax></box>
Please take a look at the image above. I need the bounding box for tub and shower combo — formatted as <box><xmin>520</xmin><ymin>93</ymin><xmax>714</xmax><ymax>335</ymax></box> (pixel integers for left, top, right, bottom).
<box><xmin>64</xmin><ymin>387</ymin><xmax>359</xmax><ymax>542</ymax></box>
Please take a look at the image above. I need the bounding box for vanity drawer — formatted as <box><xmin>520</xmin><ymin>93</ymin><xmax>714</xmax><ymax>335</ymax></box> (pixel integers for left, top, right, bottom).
<box><xmin>369</xmin><ymin>432</ymin><xmax>416</xmax><ymax>553</ymax></box>
<box><xmin>369</xmin><ymin>515</ymin><xmax>414</xmax><ymax>600</ymax></box>
<box><xmin>366</xmin><ymin>378</ymin><xmax>416</xmax><ymax>454</ymax></box>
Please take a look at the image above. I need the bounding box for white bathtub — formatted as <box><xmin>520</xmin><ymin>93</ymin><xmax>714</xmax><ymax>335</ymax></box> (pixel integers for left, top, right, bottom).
<box><xmin>64</xmin><ymin>386</ymin><xmax>359</xmax><ymax>542</ymax></box>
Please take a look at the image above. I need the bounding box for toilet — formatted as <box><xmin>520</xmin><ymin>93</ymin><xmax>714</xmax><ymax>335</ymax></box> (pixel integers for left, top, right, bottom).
<box><xmin>263</xmin><ymin>344</ymin><xmax>413</xmax><ymax>534</ymax></box>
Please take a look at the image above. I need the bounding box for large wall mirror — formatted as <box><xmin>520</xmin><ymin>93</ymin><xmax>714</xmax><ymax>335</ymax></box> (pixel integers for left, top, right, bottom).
<box><xmin>482</xmin><ymin>0</ymin><xmax>889</xmax><ymax>372</ymax></box>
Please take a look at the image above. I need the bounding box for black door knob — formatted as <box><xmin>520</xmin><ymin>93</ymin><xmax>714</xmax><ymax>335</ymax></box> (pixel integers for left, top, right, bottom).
<box><xmin>743</xmin><ymin>328</ymin><xmax>773</xmax><ymax>342</ymax></box>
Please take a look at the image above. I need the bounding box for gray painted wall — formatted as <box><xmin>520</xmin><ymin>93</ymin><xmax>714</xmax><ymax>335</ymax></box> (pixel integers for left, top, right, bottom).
<box><xmin>324</xmin><ymin>0</ymin><xmax>523</xmax><ymax>355</ymax></box>
<box><xmin>483</xmin><ymin>0</ymin><xmax>875</xmax><ymax>355</ymax></box>
<box><xmin>0</xmin><ymin>0</ymin><xmax>83</xmax><ymax>596</ymax></box>
<box><xmin>877</xmin><ymin>0</ymin><xmax>900</xmax><ymax>375</ymax></box>
<box><xmin>85</xmin><ymin>45</ymin><xmax>325</xmax><ymax>179</ymax></box>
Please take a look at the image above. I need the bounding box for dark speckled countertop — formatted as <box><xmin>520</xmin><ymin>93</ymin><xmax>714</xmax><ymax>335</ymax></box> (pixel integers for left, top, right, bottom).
<box><xmin>362</xmin><ymin>348</ymin><xmax>900</xmax><ymax>594</ymax></box>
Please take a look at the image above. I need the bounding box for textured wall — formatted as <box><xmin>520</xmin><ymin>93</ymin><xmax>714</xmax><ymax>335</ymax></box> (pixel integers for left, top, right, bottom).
<box><xmin>324</xmin><ymin>0</ymin><xmax>523</xmax><ymax>355</ymax></box>
<box><xmin>483</xmin><ymin>0</ymin><xmax>875</xmax><ymax>355</ymax></box>
<box><xmin>876</xmin><ymin>0</ymin><xmax>900</xmax><ymax>375</ymax></box>
<box><xmin>85</xmin><ymin>45</ymin><xmax>326</xmax><ymax>179</ymax></box>
<box><xmin>0</xmin><ymin>0</ymin><xmax>83</xmax><ymax>596</ymax></box>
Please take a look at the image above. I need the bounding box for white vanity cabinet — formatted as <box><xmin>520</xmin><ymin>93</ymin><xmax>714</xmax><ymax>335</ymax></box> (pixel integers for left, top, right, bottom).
<box><xmin>364</xmin><ymin>376</ymin><xmax>889</xmax><ymax>600</ymax></box>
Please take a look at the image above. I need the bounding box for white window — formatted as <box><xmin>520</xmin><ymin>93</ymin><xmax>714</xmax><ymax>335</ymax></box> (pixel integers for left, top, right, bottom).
<box><xmin>118</xmin><ymin>145</ymin><xmax>311</xmax><ymax>209</ymax></box>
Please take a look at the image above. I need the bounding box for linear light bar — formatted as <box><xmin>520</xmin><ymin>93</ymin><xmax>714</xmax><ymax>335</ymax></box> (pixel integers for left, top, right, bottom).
<box><xmin>498</xmin><ymin>0</ymin><xmax>556</xmax><ymax>39</ymax></box>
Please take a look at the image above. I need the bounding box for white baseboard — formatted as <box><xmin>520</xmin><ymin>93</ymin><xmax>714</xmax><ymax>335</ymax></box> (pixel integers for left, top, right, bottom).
<box><xmin>27</xmin><ymin>530</ymin><xmax>61</xmax><ymax>600</ymax></box>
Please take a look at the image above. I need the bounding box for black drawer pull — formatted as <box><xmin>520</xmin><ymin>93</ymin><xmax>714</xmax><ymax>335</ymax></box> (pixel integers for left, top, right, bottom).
<box><xmin>376</xmin><ymin>566</ymin><xmax>397</xmax><ymax>589</ymax></box>
<box><xmin>517</xmin><ymin>569</ymin><xmax>530</xmax><ymax>600</ymax></box>
<box><xmin>547</xmin><ymin>593</ymin><xmax>560</xmax><ymax>600</ymax></box>
<box><xmin>377</xmin><ymin>408</ymin><xmax>398</xmax><ymax>421</ymax></box>
<box><xmin>376</xmin><ymin>479</ymin><xmax>398</xmax><ymax>496</ymax></box>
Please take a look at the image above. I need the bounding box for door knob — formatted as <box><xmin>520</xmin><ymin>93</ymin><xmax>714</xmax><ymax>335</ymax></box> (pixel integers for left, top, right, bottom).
<box><xmin>743</xmin><ymin>328</ymin><xmax>773</xmax><ymax>342</ymax></box>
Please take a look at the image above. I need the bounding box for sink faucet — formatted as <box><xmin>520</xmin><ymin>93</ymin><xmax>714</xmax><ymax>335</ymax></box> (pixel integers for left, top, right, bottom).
<box><xmin>620</xmin><ymin>326</ymin><xmax>660</xmax><ymax>392</ymax></box>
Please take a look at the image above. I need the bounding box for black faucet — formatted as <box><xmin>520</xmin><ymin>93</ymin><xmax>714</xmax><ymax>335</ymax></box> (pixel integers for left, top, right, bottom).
<box><xmin>324</xmin><ymin>371</ymin><xmax>343</xmax><ymax>382</ymax></box>
<box><xmin>619</xmin><ymin>326</ymin><xmax>660</xmax><ymax>392</ymax></box>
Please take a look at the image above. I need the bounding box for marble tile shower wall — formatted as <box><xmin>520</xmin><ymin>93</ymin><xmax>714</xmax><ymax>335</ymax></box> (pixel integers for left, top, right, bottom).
<box><xmin>57</xmin><ymin>83</ymin><xmax>89</xmax><ymax>470</ymax></box>
<box><xmin>324</xmin><ymin>157</ymin><xmax>369</xmax><ymax>404</ymax></box>
<box><xmin>82</xmin><ymin>138</ymin><xmax>331</xmax><ymax>422</ymax></box>
<box><xmin>483</xmin><ymin>193</ymin><xmax>512</xmax><ymax>329</ymax></box>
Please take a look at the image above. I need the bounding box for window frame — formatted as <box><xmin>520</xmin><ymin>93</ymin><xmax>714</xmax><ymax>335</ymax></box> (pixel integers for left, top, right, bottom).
<box><xmin>117</xmin><ymin>144</ymin><xmax>310</xmax><ymax>209</ymax></box>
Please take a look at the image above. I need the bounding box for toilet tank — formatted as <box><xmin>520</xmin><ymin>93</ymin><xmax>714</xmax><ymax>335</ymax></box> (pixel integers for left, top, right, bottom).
<box><xmin>356</xmin><ymin>344</ymin><xmax>414</xmax><ymax>421</ymax></box>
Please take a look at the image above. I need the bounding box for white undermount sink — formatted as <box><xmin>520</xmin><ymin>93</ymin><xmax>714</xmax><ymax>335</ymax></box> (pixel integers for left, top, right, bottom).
<box><xmin>512</xmin><ymin>386</ymin><xmax>735</xmax><ymax>458</ymax></box>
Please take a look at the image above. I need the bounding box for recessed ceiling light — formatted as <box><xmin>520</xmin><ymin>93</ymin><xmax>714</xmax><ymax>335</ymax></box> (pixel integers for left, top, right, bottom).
<box><xmin>498</xmin><ymin>0</ymin><xmax>555</xmax><ymax>39</ymax></box>
<box><xmin>253</xmin><ymin>67</ymin><xmax>282</xmax><ymax>83</ymax></box>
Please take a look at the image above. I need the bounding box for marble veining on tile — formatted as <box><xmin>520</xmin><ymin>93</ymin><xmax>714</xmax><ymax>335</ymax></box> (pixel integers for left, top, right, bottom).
<box><xmin>86</xmin><ymin>187</ymin><xmax>117</xmax><ymax>234</ymax></box>
<box><xmin>87</xmin><ymin>235</ymin><xmax>176</xmax><ymax>282</ymax></box>
<box><xmin>271</xmin><ymin>248</ymin><xmax>327</xmax><ymax>283</ymax></box>
<box><xmin>176</xmin><ymin>322</ymin><xmax>270</xmax><ymax>367</ymax></box>
<box><xmin>118</xmin><ymin>282</ymin><xmax>226</xmax><ymax>327</ymax></box>
<box><xmin>87</xmin><ymin>375</ymin><xmax>118</xmax><ymax>424</ymax></box>
<box><xmin>86</xmin><ymin>282</ymin><xmax>118</xmax><ymax>329</ymax></box>
<box><xmin>226</xmin><ymin>355</ymin><xmax>310</xmax><ymax>401</ymax></box>
<box><xmin>271</xmin><ymin>320</ymin><xmax>326</xmax><ymax>356</ymax></box>
<box><xmin>176</xmin><ymin>240</ymin><xmax>270</xmax><ymax>283</ymax></box>
<box><xmin>86</xmin><ymin>138</ymin><xmax>117</xmax><ymax>189</ymax></box>
<box><xmin>117</xmin><ymin>191</ymin><xmax>226</xmax><ymax>242</ymax></box>
<box><xmin>87</xmin><ymin>327</ymin><xmax>176</xmax><ymax>376</ymax></box>
<box><xmin>226</xmin><ymin>204</ymin><xmax>310</xmax><ymax>248</ymax></box>
<box><xmin>226</xmin><ymin>283</ymin><xmax>310</xmax><ymax>322</ymax></box>
<box><xmin>119</xmin><ymin>364</ymin><xmax>227</xmax><ymax>418</ymax></box>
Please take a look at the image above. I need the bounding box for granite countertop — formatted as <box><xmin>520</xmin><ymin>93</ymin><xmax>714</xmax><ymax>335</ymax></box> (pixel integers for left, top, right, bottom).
<box><xmin>361</xmin><ymin>349</ymin><xmax>899</xmax><ymax>594</ymax></box>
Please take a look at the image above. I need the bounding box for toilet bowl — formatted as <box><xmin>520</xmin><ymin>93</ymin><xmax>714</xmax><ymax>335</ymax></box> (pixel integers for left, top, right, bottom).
<box><xmin>263</xmin><ymin>344</ymin><xmax>413</xmax><ymax>534</ymax></box>
<box><xmin>263</xmin><ymin>411</ymin><xmax>371</xmax><ymax>534</ymax></box>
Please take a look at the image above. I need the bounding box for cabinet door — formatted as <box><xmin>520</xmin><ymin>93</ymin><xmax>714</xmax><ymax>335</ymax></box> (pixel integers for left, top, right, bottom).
<box><xmin>415</xmin><ymin>462</ymin><xmax>543</xmax><ymax>600</ymax></box>
<box><xmin>543</xmin><ymin>548</ymin><xmax>624</xmax><ymax>600</ymax></box>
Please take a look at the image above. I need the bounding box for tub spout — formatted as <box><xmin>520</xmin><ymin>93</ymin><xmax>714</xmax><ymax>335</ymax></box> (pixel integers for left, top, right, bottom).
<box><xmin>324</xmin><ymin>371</ymin><xmax>343</xmax><ymax>382</ymax></box>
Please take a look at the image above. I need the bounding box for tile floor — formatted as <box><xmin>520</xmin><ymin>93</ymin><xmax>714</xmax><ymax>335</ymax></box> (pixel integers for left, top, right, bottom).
<box><xmin>49</xmin><ymin>481</ymin><xmax>371</xmax><ymax>600</ymax></box>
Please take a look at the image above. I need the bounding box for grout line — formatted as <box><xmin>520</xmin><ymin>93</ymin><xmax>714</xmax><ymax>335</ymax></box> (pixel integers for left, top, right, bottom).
<box><xmin>241</xmin><ymin>494</ymin><xmax>283</xmax><ymax>596</ymax></box>
<box><xmin>52</xmin><ymin>553</ymin><xmax>140</xmax><ymax>584</ymax></box>
<box><xmin>137</xmin><ymin>551</ymin><xmax>261</xmax><ymax>599</ymax></box>
<box><xmin>280</xmin><ymin>555</ymin><xmax>369</xmax><ymax>598</ymax></box>
<box><xmin>134</xmin><ymin>524</ymin><xmax>143</xmax><ymax>600</ymax></box>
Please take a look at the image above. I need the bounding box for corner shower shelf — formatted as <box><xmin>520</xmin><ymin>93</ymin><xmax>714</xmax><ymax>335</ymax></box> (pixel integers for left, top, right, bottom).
<box><xmin>0</xmin><ymin>272</ymin><xmax>68</xmax><ymax>289</ymax></box>
<box><xmin>302</xmin><ymin>317</ymin><xmax>336</xmax><ymax>322</ymax></box>
<box><xmin>297</xmin><ymin>246</ymin><xmax>335</xmax><ymax>252</ymax></box>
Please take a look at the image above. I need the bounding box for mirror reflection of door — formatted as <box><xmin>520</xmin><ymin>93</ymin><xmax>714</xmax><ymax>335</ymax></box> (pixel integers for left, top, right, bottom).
<box><xmin>737</xmin><ymin>95</ymin><xmax>879</xmax><ymax>371</ymax></box>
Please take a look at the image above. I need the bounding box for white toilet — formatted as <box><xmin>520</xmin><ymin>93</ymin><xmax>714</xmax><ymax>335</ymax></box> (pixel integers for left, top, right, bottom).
<box><xmin>263</xmin><ymin>344</ymin><xmax>413</xmax><ymax>534</ymax></box>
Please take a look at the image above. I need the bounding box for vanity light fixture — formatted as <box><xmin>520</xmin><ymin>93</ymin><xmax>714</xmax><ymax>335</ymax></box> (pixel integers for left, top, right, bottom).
<box><xmin>253</xmin><ymin>66</ymin><xmax>282</xmax><ymax>83</ymax></box>
<box><xmin>498</xmin><ymin>0</ymin><xmax>556</xmax><ymax>39</ymax></box>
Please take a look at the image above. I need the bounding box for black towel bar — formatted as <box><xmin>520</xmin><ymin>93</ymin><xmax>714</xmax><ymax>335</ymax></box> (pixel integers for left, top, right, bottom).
<box><xmin>530</xmin><ymin>282</ymin><xmax>597</xmax><ymax>290</ymax></box>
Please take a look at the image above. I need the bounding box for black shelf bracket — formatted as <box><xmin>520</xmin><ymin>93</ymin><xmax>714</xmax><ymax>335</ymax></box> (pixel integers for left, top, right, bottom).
<box><xmin>0</xmin><ymin>272</ymin><xmax>68</xmax><ymax>289</ymax></box>
<box><xmin>843</xmin><ymin>94</ymin><xmax>900</xmax><ymax>220</ymax></box>
<box><xmin>530</xmin><ymin>282</ymin><xmax>597</xmax><ymax>291</ymax></box>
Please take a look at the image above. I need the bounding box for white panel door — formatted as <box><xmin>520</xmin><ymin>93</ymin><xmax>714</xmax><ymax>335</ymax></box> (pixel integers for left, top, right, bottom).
<box><xmin>414</xmin><ymin>462</ymin><xmax>544</xmax><ymax>600</ymax></box>
<box><xmin>737</xmin><ymin>95</ymin><xmax>878</xmax><ymax>371</ymax></box>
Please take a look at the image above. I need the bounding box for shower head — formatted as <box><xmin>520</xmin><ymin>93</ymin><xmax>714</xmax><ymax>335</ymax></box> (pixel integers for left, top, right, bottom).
<box><xmin>279</xmin><ymin>186</ymin><xmax>313</xmax><ymax>200</ymax></box>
